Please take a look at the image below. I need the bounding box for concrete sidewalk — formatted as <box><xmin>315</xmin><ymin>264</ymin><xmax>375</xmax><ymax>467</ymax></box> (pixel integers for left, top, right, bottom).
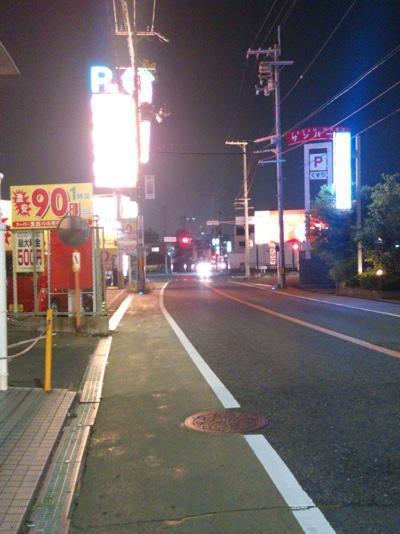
<box><xmin>69</xmin><ymin>288</ymin><xmax>306</xmax><ymax>533</ymax></box>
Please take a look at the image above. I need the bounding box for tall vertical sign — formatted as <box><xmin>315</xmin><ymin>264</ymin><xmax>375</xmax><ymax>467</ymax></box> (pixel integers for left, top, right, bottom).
<box><xmin>333</xmin><ymin>131</ymin><xmax>352</xmax><ymax>210</ymax></box>
<box><xmin>90</xmin><ymin>66</ymin><xmax>155</xmax><ymax>189</ymax></box>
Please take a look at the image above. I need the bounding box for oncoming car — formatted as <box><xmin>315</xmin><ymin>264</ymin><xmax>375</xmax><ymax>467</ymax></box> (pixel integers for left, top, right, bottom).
<box><xmin>196</xmin><ymin>261</ymin><xmax>212</xmax><ymax>279</ymax></box>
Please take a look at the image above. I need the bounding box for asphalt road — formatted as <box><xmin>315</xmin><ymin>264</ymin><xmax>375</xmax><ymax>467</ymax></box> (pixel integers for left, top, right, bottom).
<box><xmin>163</xmin><ymin>275</ymin><xmax>400</xmax><ymax>534</ymax></box>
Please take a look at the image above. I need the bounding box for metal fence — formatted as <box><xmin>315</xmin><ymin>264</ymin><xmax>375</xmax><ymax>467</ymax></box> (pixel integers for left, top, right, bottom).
<box><xmin>6</xmin><ymin>227</ymin><xmax>105</xmax><ymax>316</ymax></box>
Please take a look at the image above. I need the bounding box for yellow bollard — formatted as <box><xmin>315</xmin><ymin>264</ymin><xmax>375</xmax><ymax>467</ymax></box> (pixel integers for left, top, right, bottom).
<box><xmin>44</xmin><ymin>308</ymin><xmax>53</xmax><ymax>392</ymax></box>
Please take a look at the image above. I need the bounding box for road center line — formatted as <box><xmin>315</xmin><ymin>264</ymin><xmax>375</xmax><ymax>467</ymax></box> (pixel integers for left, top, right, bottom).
<box><xmin>161</xmin><ymin>281</ymin><xmax>335</xmax><ymax>533</ymax></box>
<box><xmin>205</xmin><ymin>283</ymin><xmax>400</xmax><ymax>360</ymax></box>
<box><xmin>231</xmin><ymin>281</ymin><xmax>400</xmax><ymax>318</ymax></box>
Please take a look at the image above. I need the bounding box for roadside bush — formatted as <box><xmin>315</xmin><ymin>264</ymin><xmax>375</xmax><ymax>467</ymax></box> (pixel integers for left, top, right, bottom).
<box><xmin>344</xmin><ymin>271</ymin><xmax>400</xmax><ymax>290</ymax></box>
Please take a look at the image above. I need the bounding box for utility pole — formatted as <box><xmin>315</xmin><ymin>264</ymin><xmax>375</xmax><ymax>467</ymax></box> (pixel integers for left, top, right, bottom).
<box><xmin>116</xmin><ymin>1</ymin><xmax>168</xmax><ymax>293</ymax></box>
<box><xmin>247</xmin><ymin>27</ymin><xmax>293</xmax><ymax>289</ymax></box>
<box><xmin>225</xmin><ymin>141</ymin><xmax>250</xmax><ymax>278</ymax></box>
<box><xmin>119</xmin><ymin>0</ymin><xmax>145</xmax><ymax>292</ymax></box>
<box><xmin>355</xmin><ymin>135</ymin><xmax>363</xmax><ymax>274</ymax></box>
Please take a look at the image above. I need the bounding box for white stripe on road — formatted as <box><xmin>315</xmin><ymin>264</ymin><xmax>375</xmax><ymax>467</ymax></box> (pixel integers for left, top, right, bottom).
<box><xmin>161</xmin><ymin>281</ymin><xmax>334</xmax><ymax>533</ymax></box>
<box><xmin>245</xmin><ymin>435</ymin><xmax>335</xmax><ymax>533</ymax></box>
<box><xmin>109</xmin><ymin>294</ymin><xmax>133</xmax><ymax>331</ymax></box>
<box><xmin>160</xmin><ymin>283</ymin><xmax>239</xmax><ymax>409</ymax></box>
<box><xmin>231</xmin><ymin>280</ymin><xmax>400</xmax><ymax>318</ymax></box>
<box><xmin>207</xmin><ymin>283</ymin><xmax>400</xmax><ymax>360</ymax></box>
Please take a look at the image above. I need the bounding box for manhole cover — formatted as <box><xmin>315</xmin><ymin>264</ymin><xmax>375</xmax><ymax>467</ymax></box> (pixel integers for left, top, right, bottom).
<box><xmin>184</xmin><ymin>410</ymin><xmax>267</xmax><ymax>434</ymax></box>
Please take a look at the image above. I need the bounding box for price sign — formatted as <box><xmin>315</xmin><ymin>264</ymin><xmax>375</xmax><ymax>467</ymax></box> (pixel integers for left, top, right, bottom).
<box><xmin>14</xmin><ymin>230</ymin><xmax>45</xmax><ymax>273</ymax></box>
<box><xmin>10</xmin><ymin>183</ymin><xmax>93</xmax><ymax>228</ymax></box>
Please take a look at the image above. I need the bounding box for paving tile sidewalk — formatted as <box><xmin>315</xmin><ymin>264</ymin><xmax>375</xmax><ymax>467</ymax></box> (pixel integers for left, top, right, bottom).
<box><xmin>69</xmin><ymin>288</ymin><xmax>303</xmax><ymax>534</ymax></box>
<box><xmin>0</xmin><ymin>388</ymin><xmax>75</xmax><ymax>532</ymax></box>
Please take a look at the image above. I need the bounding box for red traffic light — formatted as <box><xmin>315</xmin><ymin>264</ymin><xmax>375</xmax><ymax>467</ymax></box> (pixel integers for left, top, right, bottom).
<box><xmin>177</xmin><ymin>233</ymin><xmax>192</xmax><ymax>247</ymax></box>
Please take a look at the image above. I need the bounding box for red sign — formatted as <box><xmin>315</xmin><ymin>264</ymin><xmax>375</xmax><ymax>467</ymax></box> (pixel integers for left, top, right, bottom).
<box><xmin>285</xmin><ymin>126</ymin><xmax>350</xmax><ymax>146</ymax></box>
<box><xmin>50</xmin><ymin>232</ymin><xmax>92</xmax><ymax>289</ymax></box>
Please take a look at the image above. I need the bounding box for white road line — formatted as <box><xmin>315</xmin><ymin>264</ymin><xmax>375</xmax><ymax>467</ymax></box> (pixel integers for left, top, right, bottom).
<box><xmin>231</xmin><ymin>280</ymin><xmax>400</xmax><ymax>318</ymax></box>
<box><xmin>245</xmin><ymin>435</ymin><xmax>335</xmax><ymax>533</ymax></box>
<box><xmin>160</xmin><ymin>283</ymin><xmax>239</xmax><ymax>409</ymax></box>
<box><xmin>108</xmin><ymin>294</ymin><xmax>133</xmax><ymax>331</ymax></box>
<box><xmin>207</xmin><ymin>283</ymin><xmax>400</xmax><ymax>360</ymax></box>
<box><xmin>161</xmin><ymin>281</ymin><xmax>335</xmax><ymax>533</ymax></box>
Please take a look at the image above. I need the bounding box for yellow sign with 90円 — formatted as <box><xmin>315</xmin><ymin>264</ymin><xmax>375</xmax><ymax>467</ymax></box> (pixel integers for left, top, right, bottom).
<box><xmin>10</xmin><ymin>183</ymin><xmax>93</xmax><ymax>228</ymax></box>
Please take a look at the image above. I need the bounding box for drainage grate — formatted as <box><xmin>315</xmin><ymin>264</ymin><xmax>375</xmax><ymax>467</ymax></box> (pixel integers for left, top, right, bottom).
<box><xmin>184</xmin><ymin>410</ymin><xmax>267</xmax><ymax>434</ymax></box>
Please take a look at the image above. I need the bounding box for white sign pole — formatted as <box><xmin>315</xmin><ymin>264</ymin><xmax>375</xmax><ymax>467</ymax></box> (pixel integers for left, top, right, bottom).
<box><xmin>0</xmin><ymin>174</ymin><xmax>8</xmax><ymax>390</ymax></box>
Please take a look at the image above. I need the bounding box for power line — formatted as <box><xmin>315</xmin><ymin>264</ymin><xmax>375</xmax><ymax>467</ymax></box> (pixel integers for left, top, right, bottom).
<box><xmin>257</xmin><ymin>79</ymin><xmax>400</xmax><ymax>163</ymax></box>
<box><xmin>285</xmin><ymin>43</ymin><xmax>400</xmax><ymax>133</ymax></box>
<box><xmin>159</xmin><ymin>75</ymin><xmax>398</xmax><ymax>162</ymax></box>
<box><xmin>277</xmin><ymin>105</ymin><xmax>400</xmax><ymax>180</ymax></box>
<box><xmin>280</xmin><ymin>0</ymin><xmax>299</xmax><ymax>30</ymax></box>
<box><xmin>249</xmin><ymin>0</ymin><xmax>279</xmax><ymax>50</ymax></box>
<box><xmin>261</xmin><ymin>0</ymin><xmax>291</xmax><ymax>47</ymax></box>
<box><xmin>354</xmin><ymin>107</ymin><xmax>400</xmax><ymax>137</ymax></box>
<box><xmin>281</xmin><ymin>0</ymin><xmax>357</xmax><ymax>104</ymax></box>
<box><xmin>227</xmin><ymin>1</ymin><xmax>279</xmax><ymax>139</ymax></box>
<box><xmin>332</xmin><ymin>80</ymin><xmax>400</xmax><ymax>128</ymax></box>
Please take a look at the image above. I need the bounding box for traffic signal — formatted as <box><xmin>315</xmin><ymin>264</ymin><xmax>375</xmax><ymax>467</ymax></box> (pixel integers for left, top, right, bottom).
<box><xmin>177</xmin><ymin>232</ymin><xmax>192</xmax><ymax>247</ymax></box>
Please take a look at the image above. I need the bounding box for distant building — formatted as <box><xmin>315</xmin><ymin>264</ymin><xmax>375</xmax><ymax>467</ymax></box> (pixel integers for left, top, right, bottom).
<box><xmin>229</xmin><ymin>210</ymin><xmax>305</xmax><ymax>272</ymax></box>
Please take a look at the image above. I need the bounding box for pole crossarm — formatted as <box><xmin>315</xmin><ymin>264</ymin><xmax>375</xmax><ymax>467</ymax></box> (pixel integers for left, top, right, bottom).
<box><xmin>247</xmin><ymin>47</ymin><xmax>275</xmax><ymax>58</ymax></box>
<box><xmin>253</xmin><ymin>134</ymin><xmax>276</xmax><ymax>144</ymax></box>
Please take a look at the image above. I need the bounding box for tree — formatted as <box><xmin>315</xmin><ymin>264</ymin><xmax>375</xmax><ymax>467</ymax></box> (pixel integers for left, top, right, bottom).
<box><xmin>357</xmin><ymin>174</ymin><xmax>400</xmax><ymax>273</ymax></box>
<box><xmin>310</xmin><ymin>185</ymin><xmax>356</xmax><ymax>283</ymax></box>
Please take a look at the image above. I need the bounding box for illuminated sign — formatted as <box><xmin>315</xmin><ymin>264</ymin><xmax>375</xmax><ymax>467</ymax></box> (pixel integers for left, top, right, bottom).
<box><xmin>285</xmin><ymin>126</ymin><xmax>350</xmax><ymax>146</ymax></box>
<box><xmin>90</xmin><ymin>66</ymin><xmax>155</xmax><ymax>188</ymax></box>
<box><xmin>14</xmin><ymin>230</ymin><xmax>45</xmax><ymax>273</ymax></box>
<box><xmin>254</xmin><ymin>210</ymin><xmax>306</xmax><ymax>245</ymax></box>
<box><xmin>91</xmin><ymin>93</ymin><xmax>138</xmax><ymax>188</ymax></box>
<box><xmin>333</xmin><ymin>131</ymin><xmax>352</xmax><ymax>209</ymax></box>
<box><xmin>10</xmin><ymin>183</ymin><xmax>93</xmax><ymax>228</ymax></box>
<box><xmin>309</xmin><ymin>149</ymin><xmax>328</xmax><ymax>180</ymax></box>
<box><xmin>304</xmin><ymin>141</ymin><xmax>333</xmax><ymax>214</ymax></box>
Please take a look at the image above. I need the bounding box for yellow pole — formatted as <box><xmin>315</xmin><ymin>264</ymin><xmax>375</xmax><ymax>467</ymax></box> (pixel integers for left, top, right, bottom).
<box><xmin>44</xmin><ymin>308</ymin><xmax>53</xmax><ymax>392</ymax></box>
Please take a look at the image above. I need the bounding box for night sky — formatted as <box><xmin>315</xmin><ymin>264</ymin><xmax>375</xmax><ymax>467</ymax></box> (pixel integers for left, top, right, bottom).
<box><xmin>0</xmin><ymin>0</ymin><xmax>399</xmax><ymax>237</ymax></box>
